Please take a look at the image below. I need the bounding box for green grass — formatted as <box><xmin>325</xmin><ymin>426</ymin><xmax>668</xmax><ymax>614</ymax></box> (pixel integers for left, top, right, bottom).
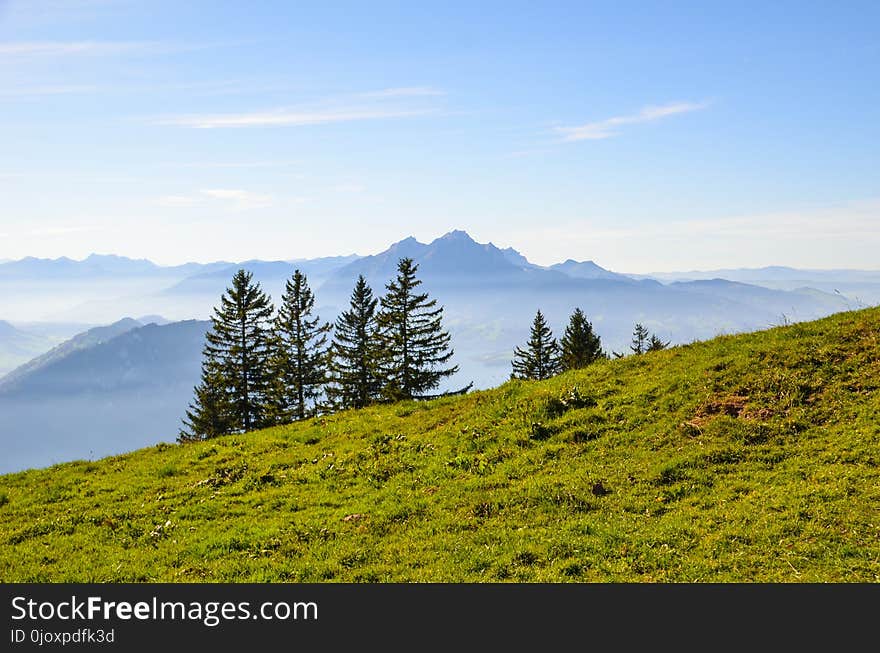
<box><xmin>1</xmin><ymin>308</ymin><xmax>879</xmax><ymax>582</ymax></box>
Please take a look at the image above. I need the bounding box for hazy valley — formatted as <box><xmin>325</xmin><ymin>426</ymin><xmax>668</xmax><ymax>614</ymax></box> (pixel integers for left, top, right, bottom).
<box><xmin>0</xmin><ymin>230</ymin><xmax>872</xmax><ymax>473</ymax></box>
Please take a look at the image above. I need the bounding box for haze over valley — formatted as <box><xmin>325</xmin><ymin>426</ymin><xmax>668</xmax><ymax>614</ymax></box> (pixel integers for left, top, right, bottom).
<box><xmin>0</xmin><ymin>230</ymin><xmax>872</xmax><ymax>473</ymax></box>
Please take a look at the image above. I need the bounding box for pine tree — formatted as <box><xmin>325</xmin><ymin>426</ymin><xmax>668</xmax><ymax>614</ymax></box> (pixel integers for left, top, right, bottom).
<box><xmin>180</xmin><ymin>269</ymin><xmax>274</xmax><ymax>439</ymax></box>
<box><xmin>327</xmin><ymin>275</ymin><xmax>382</xmax><ymax>410</ymax></box>
<box><xmin>178</xmin><ymin>362</ymin><xmax>233</xmax><ymax>442</ymax></box>
<box><xmin>559</xmin><ymin>307</ymin><xmax>605</xmax><ymax>370</ymax></box>
<box><xmin>267</xmin><ymin>270</ymin><xmax>331</xmax><ymax>421</ymax></box>
<box><xmin>647</xmin><ymin>333</ymin><xmax>670</xmax><ymax>352</ymax></box>
<box><xmin>376</xmin><ymin>258</ymin><xmax>458</xmax><ymax>400</ymax></box>
<box><xmin>630</xmin><ymin>323</ymin><xmax>650</xmax><ymax>355</ymax></box>
<box><xmin>511</xmin><ymin>310</ymin><xmax>561</xmax><ymax>380</ymax></box>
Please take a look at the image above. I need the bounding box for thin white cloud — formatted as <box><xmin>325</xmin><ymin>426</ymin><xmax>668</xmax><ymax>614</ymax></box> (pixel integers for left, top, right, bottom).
<box><xmin>0</xmin><ymin>41</ymin><xmax>157</xmax><ymax>56</ymax></box>
<box><xmin>0</xmin><ymin>84</ymin><xmax>99</xmax><ymax>97</ymax></box>
<box><xmin>156</xmin><ymin>195</ymin><xmax>200</xmax><ymax>208</ymax></box>
<box><xmin>27</xmin><ymin>224</ymin><xmax>101</xmax><ymax>237</ymax></box>
<box><xmin>158</xmin><ymin>107</ymin><xmax>433</xmax><ymax>129</ymax></box>
<box><xmin>0</xmin><ymin>40</ymin><xmax>222</xmax><ymax>58</ymax></box>
<box><xmin>331</xmin><ymin>184</ymin><xmax>367</xmax><ymax>193</ymax></box>
<box><xmin>573</xmin><ymin>199</ymin><xmax>880</xmax><ymax>242</ymax></box>
<box><xmin>164</xmin><ymin>160</ymin><xmax>300</xmax><ymax>169</ymax></box>
<box><xmin>157</xmin><ymin>189</ymin><xmax>274</xmax><ymax>210</ymax></box>
<box><xmin>556</xmin><ymin>101</ymin><xmax>709</xmax><ymax>141</ymax></box>
<box><xmin>360</xmin><ymin>86</ymin><xmax>445</xmax><ymax>98</ymax></box>
<box><xmin>200</xmin><ymin>188</ymin><xmax>273</xmax><ymax>208</ymax></box>
<box><xmin>505</xmin><ymin>199</ymin><xmax>880</xmax><ymax>271</ymax></box>
<box><xmin>6</xmin><ymin>0</ymin><xmax>123</xmax><ymax>17</ymax></box>
<box><xmin>0</xmin><ymin>79</ymin><xmax>286</xmax><ymax>100</ymax></box>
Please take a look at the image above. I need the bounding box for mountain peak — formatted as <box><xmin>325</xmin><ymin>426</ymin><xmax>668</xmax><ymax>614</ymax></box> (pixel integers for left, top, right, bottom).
<box><xmin>435</xmin><ymin>229</ymin><xmax>475</xmax><ymax>243</ymax></box>
<box><xmin>550</xmin><ymin>258</ymin><xmax>629</xmax><ymax>282</ymax></box>
<box><xmin>389</xmin><ymin>236</ymin><xmax>422</xmax><ymax>248</ymax></box>
<box><xmin>85</xmin><ymin>253</ymin><xmax>155</xmax><ymax>265</ymax></box>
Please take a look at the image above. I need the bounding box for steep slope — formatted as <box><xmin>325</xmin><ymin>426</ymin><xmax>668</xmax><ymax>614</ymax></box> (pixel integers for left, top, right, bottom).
<box><xmin>0</xmin><ymin>320</ymin><xmax>209</xmax><ymax>472</ymax></box>
<box><xmin>1</xmin><ymin>308</ymin><xmax>877</xmax><ymax>582</ymax></box>
<box><xmin>0</xmin><ymin>317</ymin><xmax>144</xmax><ymax>390</ymax></box>
<box><xmin>499</xmin><ymin>246</ymin><xmax>538</xmax><ymax>269</ymax></box>
<box><xmin>0</xmin><ymin>320</ymin><xmax>207</xmax><ymax>396</ymax></box>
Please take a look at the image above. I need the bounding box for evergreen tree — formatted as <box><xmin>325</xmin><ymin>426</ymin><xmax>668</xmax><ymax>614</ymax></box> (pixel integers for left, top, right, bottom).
<box><xmin>180</xmin><ymin>269</ymin><xmax>274</xmax><ymax>439</ymax></box>
<box><xmin>178</xmin><ymin>362</ymin><xmax>233</xmax><ymax>442</ymax></box>
<box><xmin>630</xmin><ymin>323</ymin><xmax>650</xmax><ymax>355</ymax></box>
<box><xmin>327</xmin><ymin>275</ymin><xmax>382</xmax><ymax>410</ymax></box>
<box><xmin>267</xmin><ymin>270</ymin><xmax>331</xmax><ymax>421</ymax></box>
<box><xmin>511</xmin><ymin>310</ymin><xmax>561</xmax><ymax>380</ymax></box>
<box><xmin>647</xmin><ymin>333</ymin><xmax>670</xmax><ymax>352</ymax></box>
<box><xmin>559</xmin><ymin>307</ymin><xmax>605</xmax><ymax>370</ymax></box>
<box><xmin>376</xmin><ymin>258</ymin><xmax>458</xmax><ymax>400</ymax></box>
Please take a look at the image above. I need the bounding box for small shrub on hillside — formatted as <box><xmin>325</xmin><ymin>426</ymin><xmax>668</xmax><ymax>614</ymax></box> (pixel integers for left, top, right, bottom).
<box><xmin>196</xmin><ymin>446</ymin><xmax>218</xmax><ymax>460</ymax></box>
<box><xmin>543</xmin><ymin>386</ymin><xmax>597</xmax><ymax>419</ymax></box>
<box><xmin>561</xmin><ymin>562</ymin><xmax>584</xmax><ymax>578</ymax></box>
<box><xmin>656</xmin><ymin>461</ymin><xmax>690</xmax><ymax>486</ymax></box>
<box><xmin>567</xmin><ymin>429</ymin><xmax>601</xmax><ymax>443</ymax></box>
<box><xmin>512</xmin><ymin>551</ymin><xmax>539</xmax><ymax>567</ymax></box>
<box><xmin>243</xmin><ymin>472</ymin><xmax>280</xmax><ymax>491</ymax></box>
<box><xmin>197</xmin><ymin>464</ymin><xmax>249</xmax><ymax>488</ymax></box>
<box><xmin>529</xmin><ymin>422</ymin><xmax>556</xmax><ymax>440</ymax></box>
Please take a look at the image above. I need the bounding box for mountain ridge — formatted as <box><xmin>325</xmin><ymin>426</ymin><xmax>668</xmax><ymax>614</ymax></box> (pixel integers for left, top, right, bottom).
<box><xmin>0</xmin><ymin>317</ymin><xmax>145</xmax><ymax>390</ymax></box>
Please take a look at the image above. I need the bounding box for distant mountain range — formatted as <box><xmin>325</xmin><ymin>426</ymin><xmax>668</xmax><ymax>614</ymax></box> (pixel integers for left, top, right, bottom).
<box><xmin>630</xmin><ymin>266</ymin><xmax>880</xmax><ymax>305</ymax></box>
<box><xmin>0</xmin><ymin>229</ymin><xmax>874</xmax><ymax>472</ymax></box>
<box><xmin>167</xmin><ymin>255</ymin><xmax>360</xmax><ymax>297</ymax></box>
<box><xmin>4</xmin><ymin>246</ymin><xmax>878</xmax><ymax>293</ymax></box>
<box><xmin>0</xmin><ymin>320</ymin><xmax>209</xmax><ymax>473</ymax></box>
<box><xmin>0</xmin><ymin>317</ymin><xmax>145</xmax><ymax>391</ymax></box>
<box><xmin>548</xmin><ymin>259</ymin><xmax>632</xmax><ymax>282</ymax></box>
<box><xmin>635</xmin><ymin>265</ymin><xmax>880</xmax><ymax>283</ymax></box>
<box><xmin>0</xmin><ymin>319</ymin><xmax>206</xmax><ymax>397</ymax></box>
<box><xmin>322</xmin><ymin>230</ymin><xmax>564</xmax><ymax>294</ymax></box>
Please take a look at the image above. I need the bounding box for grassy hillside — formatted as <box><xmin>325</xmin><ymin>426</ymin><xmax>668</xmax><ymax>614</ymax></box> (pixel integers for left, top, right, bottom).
<box><xmin>1</xmin><ymin>309</ymin><xmax>878</xmax><ymax>582</ymax></box>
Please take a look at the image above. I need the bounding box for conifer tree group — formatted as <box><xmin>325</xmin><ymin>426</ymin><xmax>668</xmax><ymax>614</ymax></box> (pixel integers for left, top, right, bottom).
<box><xmin>612</xmin><ymin>323</ymin><xmax>670</xmax><ymax>358</ymax></box>
<box><xmin>511</xmin><ymin>307</ymin><xmax>608</xmax><ymax>381</ymax></box>
<box><xmin>511</xmin><ymin>308</ymin><xmax>670</xmax><ymax>381</ymax></box>
<box><xmin>182</xmin><ymin>258</ymin><xmax>677</xmax><ymax>439</ymax></box>
<box><xmin>180</xmin><ymin>258</ymin><xmax>459</xmax><ymax>441</ymax></box>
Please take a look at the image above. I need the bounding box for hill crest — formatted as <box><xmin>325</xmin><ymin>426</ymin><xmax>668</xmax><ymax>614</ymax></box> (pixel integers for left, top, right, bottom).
<box><xmin>1</xmin><ymin>308</ymin><xmax>877</xmax><ymax>582</ymax></box>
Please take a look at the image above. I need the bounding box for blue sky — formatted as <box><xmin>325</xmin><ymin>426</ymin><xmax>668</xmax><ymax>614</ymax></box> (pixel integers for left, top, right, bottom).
<box><xmin>1</xmin><ymin>1</ymin><xmax>878</xmax><ymax>271</ymax></box>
